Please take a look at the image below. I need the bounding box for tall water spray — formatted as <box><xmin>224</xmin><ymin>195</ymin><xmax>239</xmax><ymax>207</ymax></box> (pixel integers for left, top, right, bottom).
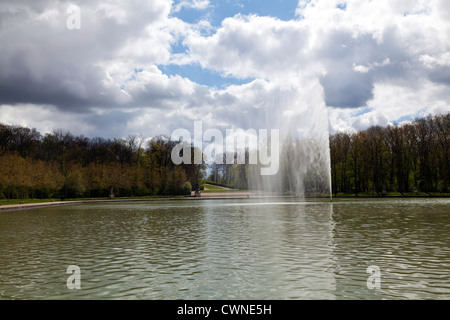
<box><xmin>241</xmin><ymin>79</ymin><xmax>332</xmax><ymax>199</ymax></box>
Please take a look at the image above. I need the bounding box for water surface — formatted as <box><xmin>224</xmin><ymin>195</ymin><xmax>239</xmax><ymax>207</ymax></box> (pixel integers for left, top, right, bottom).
<box><xmin>0</xmin><ymin>198</ymin><xmax>449</xmax><ymax>299</ymax></box>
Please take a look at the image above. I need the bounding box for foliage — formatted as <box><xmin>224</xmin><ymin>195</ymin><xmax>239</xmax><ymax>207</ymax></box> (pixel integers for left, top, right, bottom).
<box><xmin>0</xmin><ymin>125</ymin><xmax>205</xmax><ymax>199</ymax></box>
<box><xmin>182</xmin><ymin>181</ymin><xmax>192</xmax><ymax>195</ymax></box>
<box><xmin>1</xmin><ymin>113</ymin><xmax>447</xmax><ymax>199</ymax></box>
<box><xmin>206</xmin><ymin>113</ymin><xmax>449</xmax><ymax>195</ymax></box>
<box><xmin>329</xmin><ymin>113</ymin><xmax>449</xmax><ymax>195</ymax></box>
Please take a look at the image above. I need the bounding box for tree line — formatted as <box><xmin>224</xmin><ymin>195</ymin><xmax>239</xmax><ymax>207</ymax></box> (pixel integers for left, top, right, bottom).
<box><xmin>1</xmin><ymin>112</ymin><xmax>448</xmax><ymax>200</ymax></box>
<box><xmin>0</xmin><ymin>126</ymin><xmax>205</xmax><ymax>200</ymax></box>
<box><xmin>329</xmin><ymin>113</ymin><xmax>449</xmax><ymax>196</ymax></box>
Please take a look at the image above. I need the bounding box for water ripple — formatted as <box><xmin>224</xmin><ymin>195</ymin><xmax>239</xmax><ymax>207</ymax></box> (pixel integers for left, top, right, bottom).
<box><xmin>1</xmin><ymin>199</ymin><xmax>450</xmax><ymax>299</ymax></box>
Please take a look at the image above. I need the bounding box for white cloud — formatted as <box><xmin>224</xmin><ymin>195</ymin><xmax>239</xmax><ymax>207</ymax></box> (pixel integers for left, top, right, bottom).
<box><xmin>420</xmin><ymin>53</ymin><xmax>450</xmax><ymax>69</ymax></box>
<box><xmin>172</xmin><ymin>0</ymin><xmax>210</xmax><ymax>13</ymax></box>
<box><xmin>352</xmin><ymin>58</ymin><xmax>391</xmax><ymax>73</ymax></box>
<box><xmin>184</xmin><ymin>14</ymin><xmax>311</xmax><ymax>80</ymax></box>
<box><xmin>0</xmin><ymin>104</ymin><xmax>93</xmax><ymax>136</ymax></box>
<box><xmin>328</xmin><ymin>78</ymin><xmax>450</xmax><ymax>133</ymax></box>
<box><xmin>0</xmin><ymin>0</ymin><xmax>449</xmax><ymax>139</ymax></box>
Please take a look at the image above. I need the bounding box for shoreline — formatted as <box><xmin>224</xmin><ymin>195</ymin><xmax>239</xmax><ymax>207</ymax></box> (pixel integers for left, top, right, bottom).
<box><xmin>1</xmin><ymin>193</ymin><xmax>449</xmax><ymax>212</ymax></box>
<box><xmin>0</xmin><ymin>193</ymin><xmax>283</xmax><ymax>212</ymax></box>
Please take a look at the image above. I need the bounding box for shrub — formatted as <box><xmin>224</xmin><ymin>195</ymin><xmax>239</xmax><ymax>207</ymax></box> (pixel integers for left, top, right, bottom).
<box><xmin>182</xmin><ymin>181</ymin><xmax>192</xmax><ymax>195</ymax></box>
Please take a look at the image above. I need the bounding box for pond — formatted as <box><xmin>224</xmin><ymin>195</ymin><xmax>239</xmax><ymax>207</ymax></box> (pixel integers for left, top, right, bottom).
<box><xmin>0</xmin><ymin>198</ymin><xmax>449</xmax><ymax>300</ymax></box>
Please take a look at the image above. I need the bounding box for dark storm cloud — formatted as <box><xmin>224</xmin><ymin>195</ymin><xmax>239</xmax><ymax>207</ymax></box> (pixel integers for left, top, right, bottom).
<box><xmin>429</xmin><ymin>66</ymin><xmax>450</xmax><ymax>86</ymax></box>
<box><xmin>316</xmin><ymin>31</ymin><xmax>377</xmax><ymax>108</ymax></box>
<box><xmin>0</xmin><ymin>0</ymin><xmax>449</xmax><ymax>138</ymax></box>
<box><xmin>84</xmin><ymin>109</ymin><xmax>140</xmax><ymax>138</ymax></box>
<box><xmin>316</xmin><ymin>26</ymin><xmax>437</xmax><ymax>109</ymax></box>
<box><xmin>0</xmin><ymin>0</ymin><xmax>171</xmax><ymax>110</ymax></box>
<box><xmin>320</xmin><ymin>70</ymin><xmax>374</xmax><ymax>108</ymax></box>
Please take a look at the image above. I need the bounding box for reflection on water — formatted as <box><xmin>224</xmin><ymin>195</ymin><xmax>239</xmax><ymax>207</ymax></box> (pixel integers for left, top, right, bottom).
<box><xmin>0</xmin><ymin>198</ymin><xmax>449</xmax><ymax>299</ymax></box>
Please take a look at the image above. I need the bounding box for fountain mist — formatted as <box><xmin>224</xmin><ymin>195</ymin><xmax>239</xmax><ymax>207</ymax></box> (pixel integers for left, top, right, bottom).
<box><xmin>241</xmin><ymin>79</ymin><xmax>332</xmax><ymax>199</ymax></box>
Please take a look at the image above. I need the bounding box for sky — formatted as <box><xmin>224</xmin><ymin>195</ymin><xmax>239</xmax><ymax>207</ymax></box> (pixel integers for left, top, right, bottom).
<box><xmin>0</xmin><ymin>0</ymin><xmax>449</xmax><ymax>140</ymax></box>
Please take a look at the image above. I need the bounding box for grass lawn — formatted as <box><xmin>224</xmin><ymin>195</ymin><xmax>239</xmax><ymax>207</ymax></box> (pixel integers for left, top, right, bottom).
<box><xmin>201</xmin><ymin>189</ymin><xmax>251</xmax><ymax>194</ymax></box>
<box><xmin>202</xmin><ymin>184</ymin><xmax>228</xmax><ymax>190</ymax></box>
<box><xmin>0</xmin><ymin>199</ymin><xmax>61</xmax><ymax>206</ymax></box>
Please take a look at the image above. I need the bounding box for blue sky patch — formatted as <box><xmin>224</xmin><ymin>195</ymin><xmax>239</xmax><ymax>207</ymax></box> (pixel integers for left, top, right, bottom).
<box><xmin>171</xmin><ymin>0</ymin><xmax>300</xmax><ymax>26</ymax></box>
<box><xmin>159</xmin><ymin>63</ymin><xmax>253</xmax><ymax>88</ymax></box>
<box><xmin>336</xmin><ymin>2</ymin><xmax>347</xmax><ymax>11</ymax></box>
<box><xmin>351</xmin><ymin>107</ymin><xmax>373</xmax><ymax>117</ymax></box>
<box><xmin>392</xmin><ymin>110</ymin><xmax>425</xmax><ymax>125</ymax></box>
<box><xmin>121</xmin><ymin>68</ymin><xmax>144</xmax><ymax>91</ymax></box>
<box><xmin>392</xmin><ymin>114</ymin><xmax>414</xmax><ymax>125</ymax></box>
<box><xmin>167</xmin><ymin>0</ymin><xmax>298</xmax><ymax>88</ymax></box>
